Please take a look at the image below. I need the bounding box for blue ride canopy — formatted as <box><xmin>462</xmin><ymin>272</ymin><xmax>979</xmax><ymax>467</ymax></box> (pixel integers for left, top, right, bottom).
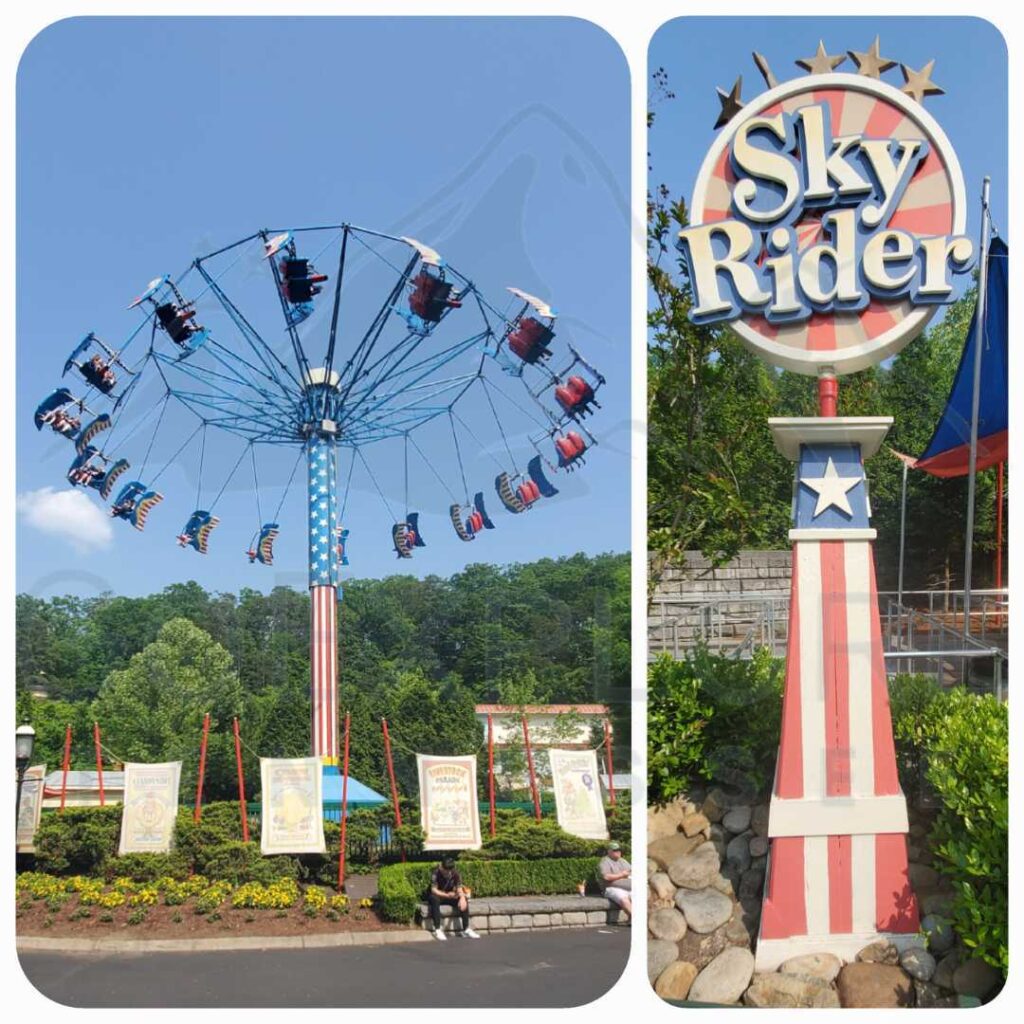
<box><xmin>914</xmin><ymin>236</ymin><xmax>1008</xmax><ymax>478</ymax></box>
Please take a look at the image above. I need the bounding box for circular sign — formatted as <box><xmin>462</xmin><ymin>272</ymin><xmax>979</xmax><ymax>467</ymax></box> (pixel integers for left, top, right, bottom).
<box><xmin>689</xmin><ymin>73</ymin><xmax>968</xmax><ymax>375</ymax></box>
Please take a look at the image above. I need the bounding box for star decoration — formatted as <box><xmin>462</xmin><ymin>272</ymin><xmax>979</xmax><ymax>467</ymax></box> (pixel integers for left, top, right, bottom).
<box><xmin>796</xmin><ymin>41</ymin><xmax>846</xmax><ymax>75</ymax></box>
<box><xmin>752</xmin><ymin>51</ymin><xmax>778</xmax><ymax>89</ymax></box>
<box><xmin>847</xmin><ymin>36</ymin><xmax>896</xmax><ymax>78</ymax></box>
<box><xmin>714</xmin><ymin>76</ymin><xmax>744</xmax><ymax>130</ymax></box>
<box><xmin>801</xmin><ymin>457</ymin><xmax>862</xmax><ymax>518</ymax></box>
<box><xmin>900</xmin><ymin>60</ymin><xmax>944</xmax><ymax>103</ymax></box>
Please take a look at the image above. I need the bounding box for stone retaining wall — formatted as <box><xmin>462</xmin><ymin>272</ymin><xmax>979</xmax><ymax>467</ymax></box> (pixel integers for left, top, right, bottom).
<box><xmin>417</xmin><ymin>895</ymin><xmax>624</xmax><ymax>933</ymax></box>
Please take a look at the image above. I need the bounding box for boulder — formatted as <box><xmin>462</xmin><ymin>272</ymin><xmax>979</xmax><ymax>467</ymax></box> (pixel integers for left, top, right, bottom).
<box><xmin>676</xmin><ymin>924</ymin><xmax>729</xmax><ymax>971</ymax></box>
<box><xmin>722</xmin><ymin>904</ymin><xmax>754</xmax><ymax>948</ymax></box>
<box><xmin>856</xmin><ymin>939</ymin><xmax>899</xmax><ymax>965</ymax></box>
<box><xmin>710</xmin><ymin>873</ymin><xmax>735</xmax><ymax>898</ymax></box>
<box><xmin>681</xmin><ymin>811</ymin><xmax>711</xmax><ymax>838</ymax></box>
<box><xmin>836</xmin><ymin>963</ymin><xmax>914</xmax><ymax>1008</ymax></box>
<box><xmin>913</xmin><ymin>980</ymin><xmax>958</xmax><ymax>1008</ymax></box>
<box><xmin>649</xmin><ymin>907</ymin><xmax>688</xmax><ymax>943</ymax></box>
<box><xmin>908</xmin><ymin>862</ymin><xmax>939</xmax><ymax>890</ymax></box>
<box><xmin>725</xmin><ymin>833</ymin><xmax>752</xmax><ymax>873</ymax></box>
<box><xmin>649</xmin><ymin>831</ymin><xmax>704</xmax><ymax>870</ymax></box>
<box><xmin>648</xmin><ymin>939</ymin><xmax>679</xmax><ymax>983</ymax></box>
<box><xmin>744</xmin><ymin>971</ymin><xmax>840</xmax><ymax>1008</ymax></box>
<box><xmin>649</xmin><ymin>872</ymin><xmax>677</xmax><ymax>903</ymax></box>
<box><xmin>647</xmin><ymin>859</ymin><xmax>658</xmax><ymax>880</ymax></box>
<box><xmin>921</xmin><ymin>913</ymin><xmax>955</xmax><ymax>954</ymax></box>
<box><xmin>738</xmin><ymin>864</ymin><xmax>765</xmax><ymax>901</ymax></box>
<box><xmin>750</xmin><ymin>803</ymin><xmax>770</xmax><ymax>837</ymax></box>
<box><xmin>932</xmin><ymin>950</ymin><xmax>959</xmax><ymax>990</ymax></box>
<box><xmin>668</xmin><ymin>842</ymin><xmax>721</xmax><ymax>889</ymax></box>
<box><xmin>654</xmin><ymin>961</ymin><xmax>699</xmax><ymax>1002</ymax></box>
<box><xmin>701</xmin><ymin>788</ymin><xmax>729</xmax><ymax>823</ymax></box>
<box><xmin>952</xmin><ymin>958</ymin><xmax>1003</xmax><ymax>1001</ymax></box>
<box><xmin>748</xmin><ymin>835</ymin><xmax>769</xmax><ymax>858</ymax></box>
<box><xmin>722</xmin><ymin>805</ymin><xmax>752</xmax><ymax>834</ymax></box>
<box><xmin>920</xmin><ymin>892</ymin><xmax>954</xmax><ymax>917</ymax></box>
<box><xmin>675</xmin><ymin>887</ymin><xmax>734</xmax><ymax>934</ymax></box>
<box><xmin>689</xmin><ymin>946</ymin><xmax>755</xmax><ymax>1005</ymax></box>
<box><xmin>648</xmin><ymin>798</ymin><xmax>693</xmax><ymax>841</ymax></box>
<box><xmin>779</xmin><ymin>952</ymin><xmax>842</xmax><ymax>984</ymax></box>
<box><xmin>900</xmin><ymin>946</ymin><xmax>936</xmax><ymax>982</ymax></box>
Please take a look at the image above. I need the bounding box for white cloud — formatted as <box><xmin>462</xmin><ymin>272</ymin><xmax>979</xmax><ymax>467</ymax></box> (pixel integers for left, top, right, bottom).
<box><xmin>17</xmin><ymin>486</ymin><xmax>115</xmax><ymax>553</ymax></box>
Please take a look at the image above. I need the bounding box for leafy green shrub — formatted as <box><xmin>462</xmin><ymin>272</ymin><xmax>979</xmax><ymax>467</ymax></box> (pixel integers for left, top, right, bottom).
<box><xmin>648</xmin><ymin>647</ymin><xmax>783</xmax><ymax>802</ymax></box>
<box><xmin>32</xmin><ymin>806</ymin><xmax>123</xmax><ymax>875</ymax></box>
<box><xmin>888</xmin><ymin>673</ymin><xmax>945</xmax><ymax>799</ymax></box>
<box><xmin>377</xmin><ymin>856</ymin><xmax>601</xmax><ymax>921</ymax></box>
<box><xmin>104</xmin><ymin>852</ymin><xmax>191</xmax><ymax>883</ymax></box>
<box><xmin>463</xmin><ymin>814</ymin><xmax>607</xmax><ymax>861</ymax></box>
<box><xmin>919</xmin><ymin>689</ymin><xmax>1007</xmax><ymax>974</ymax></box>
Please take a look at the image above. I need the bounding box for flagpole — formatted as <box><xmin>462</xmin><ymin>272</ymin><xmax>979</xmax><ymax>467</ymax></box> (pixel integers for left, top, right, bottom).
<box><xmin>897</xmin><ymin>458</ymin><xmax>908</xmax><ymax>644</ymax></box>
<box><xmin>962</xmin><ymin>175</ymin><xmax>991</xmax><ymax>642</ymax></box>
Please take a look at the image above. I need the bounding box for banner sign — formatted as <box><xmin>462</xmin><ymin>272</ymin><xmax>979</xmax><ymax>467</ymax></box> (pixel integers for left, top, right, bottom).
<box><xmin>260</xmin><ymin>757</ymin><xmax>326</xmax><ymax>854</ymax></box>
<box><xmin>678</xmin><ymin>74</ymin><xmax>973</xmax><ymax>375</ymax></box>
<box><xmin>118</xmin><ymin>761</ymin><xmax>182</xmax><ymax>855</ymax></box>
<box><xmin>416</xmin><ymin>754</ymin><xmax>482</xmax><ymax>850</ymax></box>
<box><xmin>16</xmin><ymin>764</ymin><xmax>46</xmax><ymax>853</ymax></box>
<box><xmin>549</xmin><ymin>747</ymin><xmax>608</xmax><ymax>840</ymax></box>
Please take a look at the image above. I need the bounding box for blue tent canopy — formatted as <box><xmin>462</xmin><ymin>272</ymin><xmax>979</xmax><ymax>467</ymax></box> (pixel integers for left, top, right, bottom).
<box><xmin>321</xmin><ymin>772</ymin><xmax>387</xmax><ymax>806</ymax></box>
<box><xmin>915</xmin><ymin>236</ymin><xmax>1008</xmax><ymax>477</ymax></box>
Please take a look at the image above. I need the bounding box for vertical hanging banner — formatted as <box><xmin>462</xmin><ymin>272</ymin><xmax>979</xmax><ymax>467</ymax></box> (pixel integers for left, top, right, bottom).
<box><xmin>16</xmin><ymin>764</ymin><xmax>46</xmax><ymax>853</ymax></box>
<box><xmin>416</xmin><ymin>754</ymin><xmax>482</xmax><ymax>851</ymax></box>
<box><xmin>260</xmin><ymin>756</ymin><xmax>326</xmax><ymax>854</ymax></box>
<box><xmin>118</xmin><ymin>762</ymin><xmax>182</xmax><ymax>855</ymax></box>
<box><xmin>549</xmin><ymin>748</ymin><xmax>608</xmax><ymax>840</ymax></box>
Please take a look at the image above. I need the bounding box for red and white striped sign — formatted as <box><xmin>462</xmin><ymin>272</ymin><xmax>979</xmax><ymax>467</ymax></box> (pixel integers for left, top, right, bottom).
<box><xmin>310</xmin><ymin>584</ymin><xmax>338</xmax><ymax>762</ymax></box>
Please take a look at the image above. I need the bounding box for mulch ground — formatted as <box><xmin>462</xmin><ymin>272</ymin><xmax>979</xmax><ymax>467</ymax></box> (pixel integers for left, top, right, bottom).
<box><xmin>16</xmin><ymin>896</ymin><xmax>410</xmax><ymax>940</ymax></box>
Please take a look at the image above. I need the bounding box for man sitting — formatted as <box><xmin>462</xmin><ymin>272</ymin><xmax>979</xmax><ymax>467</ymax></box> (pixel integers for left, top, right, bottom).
<box><xmin>427</xmin><ymin>856</ymin><xmax>480</xmax><ymax>941</ymax></box>
<box><xmin>598</xmin><ymin>841</ymin><xmax>632</xmax><ymax>919</ymax></box>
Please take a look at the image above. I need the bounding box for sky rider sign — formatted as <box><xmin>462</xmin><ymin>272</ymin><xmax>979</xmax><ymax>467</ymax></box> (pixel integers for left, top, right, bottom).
<box><xmin>678</xmin><ymin>74</ymin><xmax>973</xmax><ymax>375</ymax></box>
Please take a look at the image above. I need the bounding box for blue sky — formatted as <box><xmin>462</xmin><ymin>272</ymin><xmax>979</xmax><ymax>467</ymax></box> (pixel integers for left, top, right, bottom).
<box><xmin>649</xmin><ymin>16</ymin><xmax>1008</xmax><ymax>294</ymax></box>
<box><xmin>16</xmin><ymin>17</ymin><xmax>630</xmax><ymax>599</ymax></box>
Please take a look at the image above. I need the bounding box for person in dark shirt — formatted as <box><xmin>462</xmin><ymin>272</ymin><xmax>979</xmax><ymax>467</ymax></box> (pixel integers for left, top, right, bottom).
<box><xmin>427</xmin><ymin>856</ymin><xmax>480</xmax><ymax>941</ymax></box>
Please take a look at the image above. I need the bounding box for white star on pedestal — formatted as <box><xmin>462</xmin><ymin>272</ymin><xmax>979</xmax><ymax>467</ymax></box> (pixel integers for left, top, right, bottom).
<box><xmin>801</xmin><ymin>457</ymin><xmax>862</xmax><ymax>518</ymax></box>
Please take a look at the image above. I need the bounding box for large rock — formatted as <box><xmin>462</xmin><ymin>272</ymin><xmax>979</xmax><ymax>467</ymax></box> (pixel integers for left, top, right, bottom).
<box><xmin>649</xmin><ymin>831</ymin><xmax>704</xmax><ymax>870</ymax></box>
<box><xmin>654</xmin><ymin>961</ymin><xmax>698</xmax><ymax>1002</ymax></box>
<box><xmin>648</xmin><ymin>797</ymin><xmax>694</xmax><ymax>841</ymax></box>
<box><xmin>649</xmin><ymin>872</ymin><xmax>677</xmax><ymax>903</ymax></box>
<box><xmin>649</xmin><ymin>907</ymin><xmax>688</xmax><ymax>942</ymax></box>
<box><xmin>748</xmin><ymin>835</ymin><xmax>768</xmax><ymax>858</ymax></box>
<box><xmin>675</xmin><ymin>887</ymin><xmax>734</xmax><ymax>934</ymax></box>
<box><xmin>744</xmin><ymin>971</ymin><xmax>839</xmax><ymax>1008</ymax></box>
<box><xmin>722</xmin><ymin>904</ymin><xmax>754</xmax><ymax>948</ymax></box>
<box><xmin>856</xmin><ymin>940</ymin><xmax>899</xmax><ymax>965</ymax></box>
<box><xmin>837</xmin><ymin>963</ymin><xmax>914</xmax><ymax>1008</ymax></box>
<box><xmin>647</xmin><ymin>859</ymin><xmax>658</xmax><ymax>880</ymax></box>
<box><xmin>779</xmin><ymin>952</ymin><xmax>842</xmax><ymax>984</ymax></box>
<box><xmin>676</xmin><ymin>924</ymin><xmax>729</xmax><ymax>971</ymax></box>
<box><xmin>932</xmin><ymin>950</ymin><xmax>959</xmax><ymax>990</ymax></box>
<box><xmin>750</xmin><ymin>803</ymin><xmax>770</xmax><ymax>837</ymax></box>
<box><xmin>701</xmin><ymin>788</ymin><xmax>729</xmax><ymax>823</ymax></box>
<box><xmin>921</xmin><ymin>913</ymin><xmax>955</xmax><ymax>954</ymax></box>
<box><xmin>681</xmin><ymin>811</ymin><xmax>711</xmax><ymax>838</ymax></box>
<box><xmin>900</xmin><ymin>946</ymin><xmax>936</xmax><ymax>982</ymax></box>
<box><xmin>914</xmin><ymin>981</ymin><xmax>958</xmax><ymax>1008</ymax></box>
<box><xmin>689</xmin><ymin>946</ymin><xmax>755</xmax><ymax>1005</ymax></box>
<box><xmin>738</xmin><ymin>864</ymin><xmax>765</xmax><ymax>901</ymax></box>
<box><xmin>722</xmin><ymin>805</ymin><xmax>752</xmax><ymax>834</ymax></box>
<box><xmin>952</xmin><ymin>958</ymin><xmax>1003</xmax><ymax>1001</ymax></box>
<box><xmin>648</xmin><ymin>939</ymin><xmax>679</xmax><ymax>983</ymax></box>
<box><xmin>668</xmin><ymin>842</ymin><xmax>720</xmax><ymax>889</ymax></box>
<box><xmin>908</xmin><ymin>862</ymin><xmax>939</xmax><ymax>890</ymax></box>
<box><xmin>725</xmin><ymin>833</ymin><xmax>752</xmax><ymax>872</ymax></box>
<box><xmin>921</xmin><ymin>892</ymin><xmax>954</xmax><ymax>917</ymax></box>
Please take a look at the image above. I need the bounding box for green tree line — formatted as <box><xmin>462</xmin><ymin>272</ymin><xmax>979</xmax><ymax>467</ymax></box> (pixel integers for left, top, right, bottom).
<box><xmin>16</xmin><ymin>552</ymin><xmax>630</xmax><ymax>803</ymax></box>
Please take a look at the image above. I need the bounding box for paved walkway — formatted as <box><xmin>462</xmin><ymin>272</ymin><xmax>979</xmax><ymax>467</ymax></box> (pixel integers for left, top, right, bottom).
<box><xmin>18</xmin><ymin>927</ymin><xmax>631</xmax><ymax>1007</ymax></box>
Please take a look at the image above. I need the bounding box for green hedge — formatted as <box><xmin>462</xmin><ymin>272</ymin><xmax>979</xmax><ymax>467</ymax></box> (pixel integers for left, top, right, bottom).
<box><xmin>378</xmin><ymin>856</ymin><xmax>602</xmax><ymax>922</ymax></box>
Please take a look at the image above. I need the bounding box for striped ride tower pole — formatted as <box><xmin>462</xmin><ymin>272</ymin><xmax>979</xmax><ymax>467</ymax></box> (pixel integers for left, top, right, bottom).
<box><xmin>756</xmin><ymin>416</ymin><xmax>919</xmax><ymax>970</ymax></box>
<box><xmin>304</xmin><ymin>366</ymin><xmax>344</xmax><ymax>767</ymax></box>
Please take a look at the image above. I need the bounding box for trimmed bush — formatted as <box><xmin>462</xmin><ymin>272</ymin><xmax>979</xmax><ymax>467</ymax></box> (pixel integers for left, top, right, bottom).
<box><xmin>377</xmin><ymin>856</ymin><xmax>602</xmax><ymax>921</ymax></box>
<box><xmin>32</xmin><ymin>806</ymin><xmax>122</xmax><ymax>875</ymax></box>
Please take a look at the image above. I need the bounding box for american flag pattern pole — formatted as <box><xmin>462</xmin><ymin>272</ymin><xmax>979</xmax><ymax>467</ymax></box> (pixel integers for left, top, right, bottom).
<box><xmin>308</xmin><ymin>433</ymin><xmax>340</xmax><ymax>763</ymax></box>
<box><xmin>756</xmin><ymin>428</ymin><xmax>919</xmax><ymax>969</ymax></box>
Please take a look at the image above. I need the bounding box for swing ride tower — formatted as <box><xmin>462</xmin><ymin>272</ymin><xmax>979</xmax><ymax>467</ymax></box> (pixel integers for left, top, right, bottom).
<box><xmin>37</xmin><ymin>224</ymin><xmax>607</xmax><ymax>769</ymax></box>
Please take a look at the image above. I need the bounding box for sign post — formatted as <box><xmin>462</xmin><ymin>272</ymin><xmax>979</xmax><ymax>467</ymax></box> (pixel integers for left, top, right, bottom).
<box><xmin>676</xmin><ymin>56</ymin><xmax>975</xmax><ymax>968</ymax></box>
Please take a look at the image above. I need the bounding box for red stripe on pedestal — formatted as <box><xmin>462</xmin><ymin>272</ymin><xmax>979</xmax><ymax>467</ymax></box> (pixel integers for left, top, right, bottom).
<box><xmin>875</xmin><ymin>833</ymin><xmax>919</xmax><ymax>933</ymax></box>
<box><xmin>867</xmin><ymin>556</ymin><xmax>901</xmax><ymax>795</ymax></box>
<box><xmin>776</xmin><ymin>548</ymin><xmax>804</xmax><ymax>798</ymax></box>
<box><xmin>820</xmin><ymin>542</ymin><xmax>851</xmax><ymax>796</ymax></box>
<box><xmin>828</xmin><ymin>835</ymin><xmax>853</xmax><ymax>934</ymax></box>
<box><xmin>761</xmin><ymin>836</ymin><xmax>807</xmax><ymax>939</ymax></box>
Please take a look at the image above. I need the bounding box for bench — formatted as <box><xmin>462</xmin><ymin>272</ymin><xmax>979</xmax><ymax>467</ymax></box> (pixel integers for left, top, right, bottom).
<box><xmin>415</xmin><ymin>894</ymin><xmax>629</xmax><ymax>933</ymax></box>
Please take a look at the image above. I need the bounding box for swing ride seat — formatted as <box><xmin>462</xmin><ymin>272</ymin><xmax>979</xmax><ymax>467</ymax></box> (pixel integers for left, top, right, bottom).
<box><xmin>495</xmin><ymin>471</ymin><xmax>527</xmax><ymax>514</ymax></box>
<box><xmin>516</xmin><ymin>478</ymin><xmax>541</xmax><ymax>508</ymax></box>
<box><xmin>281</xmin><ymin>258</ymin><xmax>326</xmax><ymax>304</ymax></box>
<box><xmin>508</xmin><ymin>317</ymin><xmax>554</xmax><ymax>364</ymax></box>
<box><xmin>178</xmin><ymin>510</ymin><xmax>219</xmax><ymax>554</ymax></box>
<box><xmin>98</xmin><ymin>458</ymin><xmax>130</xmax><ymax>501</ymax></box>
<box><xmin>34</xmin><ymin>388</ymin><xmax>77</xmax><ymax>432</ymax></box>
<box><xmin>249</xmin><ymin>522</ymin><xmax>279</xmax><ymax>565</ymax></box>
<box><xmin>336</xmin><ymin>526</ymin><xmax>349</xmax><ymax>566</ymax></box>
<box><xmin>555</xmin><ymin>430</ymin><xmax>587</xmax><ymax>468</ymax></box>
<box><xmin>473</xmin><ymin>491</ymin><xmax>495</xmax><ymax>530</ymax></box>
<box><xmin>555</xmin><ymin>375</ymin><xmax>598</xmax><ymax>419</ymax></box>
<box><xmin>450</xmin><ymin>503</ymin><xmax>475</xmax><ymax>542</ymax></box>
<box><xmin>392</xmin><ymin>522</ymin><xmax>414</xmax><ymax>558</ymax></box>
<box><xmin>406</xmin><ymin>512</ymin><xmax>426</xmax><ymax>547</ymax></box>
<box><xmin>75</xmin><ymin>414</ymin><xmax>112</xmax><ymax>455</ymax></box>
<box><xmin>409</xmin><ymin>269</ymin><xmax>458</xmax><ymax>323</ymax></box>
<box><xmin>527</xmin><ymin>455</ymin><xmax>559</xmax><ymax>498</ymax></box>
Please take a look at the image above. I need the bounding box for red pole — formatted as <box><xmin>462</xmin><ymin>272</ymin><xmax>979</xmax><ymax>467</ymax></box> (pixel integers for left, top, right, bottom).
<box><xmin>522</xmin><ymin>715</ymin><xmax>541</xmax><ymax>821</ymax></box>
<box><xmin>604</xmin><ymin>718</ymin><xmax>616</xmax><ymax>807</ymax></box>
<box><xmin>233</xmin><ymin>717</ymin><xmax>249</xmax><ymax>843</ymax></box>
<box><xmin>381</xmin><ymin>719</ymin><xmax>404</xmax><ymax>861</ymax></box>
<box><xmin>194</xmin><ymin>712</ymin><xmax>210</xmax><ymax>823</ymax></box>
<box><xmin>487</xmin><ymin>713</ymin><xmax>496</xmax><ymax>837</ymax></box>
<box><xmin>996</xmin><ymin>461</ymin><xmax>1004</xmax><ymax>592</ymax></box>
<box><xmin>59</xmin><ymin>724</ymin><xmax>72</xmax><ymax>813</ymax></box>
<box><xmin>93</xmin><ymin>722</ymin><xmax>105</xmax><ymax>807</ymax></box>
<box><xmin>337</xmin><ymin>712</ymin><xmax>351</xmax><ymax>890</ymax></box>
<box><xmin>818</xmin><ymin>373</ymin><xmax>838</xmax><ymax>417</ymax></box>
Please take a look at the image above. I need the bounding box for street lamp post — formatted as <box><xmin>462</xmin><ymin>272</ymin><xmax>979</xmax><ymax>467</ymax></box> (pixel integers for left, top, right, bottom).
<box><xmin>15</xmin><ymin>724</ymin><xmax>36</xmax><ymax>865</ymax></box>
